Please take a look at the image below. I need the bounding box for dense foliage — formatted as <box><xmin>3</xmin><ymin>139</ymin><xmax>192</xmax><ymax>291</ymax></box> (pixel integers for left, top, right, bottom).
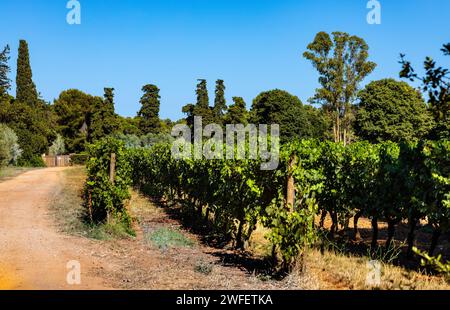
<box><xmin>400</xmin><ymin>43</ymin><xmax>450</xmax><ymax>140</ymax></box>
<box><xmin>250</xmin><ymin>89</ymin><xmax>328</xmax><ymax>143</ymax></box>
<box><xmin>0</xmin><ymin>123</ymin><xmax>22</xmax><ymax>166</ymax></box>
<box><xmin>89</xmin><ymin>88</ymin><xmax>120</xmax><ymax>141</ymax></box>
<box><xmin>0</xmin><ymin>45</ymin><xmax>11</xmax><ymax>99</ymax></box>
<box><xmin>213</xmin><ymin>79</ymin><xmax>227</xmax><ymax>124</ymax></box>
<box><xmin>81</xmin><ymin>135</ymin><xmax>448</xmax><ymax>270</ymax></box>
<box><xmin>304</xmin><ymin>31</ymin><xmax>377</xmax><ymax>144</ymax></box>
<box><xmin>84</xmin><ymin>138</ymin><xmax>133</xmax><ymax>231</ymax></box>
<box><xmin>356</xmin><ymin>79</ymin><xmax>434</xmax><ymax>142</ymax></box>
<box><xmin>16</xmin><ymin>40</ymin><xmax>38</xmax><ymax>106</ymax></box>
<box><xmin>138</xmin><ymin>84</ymin><xmax>161</xmax><ymax>134</ymax></box>
<box><xmin>224</xmin><ymin>97</ymin><xmax>249</xmax><ymax>125</ymax></box>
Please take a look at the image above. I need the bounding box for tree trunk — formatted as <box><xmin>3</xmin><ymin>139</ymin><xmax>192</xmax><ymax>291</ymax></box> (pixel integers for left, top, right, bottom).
<box><xmin>343</xmin><ymin>216</ymin><xmax>350</xmax><ymax>231</ymax></box>
<box><xmin>319</xmin><ymin>210</ymin><xmax>327</xmax><ymax>228</ymax></box>
<box><xmin>343</xmin><ymin>128</ymin><xmax>347</xmax><ymax>147</ymax></box>
<box><xmin>286</xmin><ymin>156</ymin><xmax>296</xmax><ymax>210</ymax></box>
<box><xmin>205</xmin><ymin>208</ymin><xmax>211</xmax><ymax>222</ymax></box>
<box><xmin>407</xmin><ymin>219</ymin><xmax>417</xmax><ymax>258</ymax></box>
<box><xmin>353</xmin><ymin>211</ymin><xmax>362</xmax><ymax>240</ymax></box>
<box><xmin>271</xmin><ymin>244</ymin><xmax>278</xmax><ymax>266</ymax></box>
<box><xmin>386</xmin><ymin>220</ymin><xmax>396</xmax><ymax>249</ymax></box>
<box><xmin>330</xmin><ymin>212</ymin><xmax>338</xmax><ymax>236</ymax></box>
<box><xmin>429</xmin><ymin>228</ymin><xmax>441</xmax><ymax>256</ymax></box>
<box><xmin>371</xmin><ymin>217</ymin><xmax>378</xmax><ymax>249</ymax></box>
<box><xmin>335</xmin><ymin>111</ymin><xmax>340</xmax><ymax>143</ymax></box>
<box><xmin>235</xmin><ymin>219</ymin><xmax>245</xmax><ymax>250</ymax></box>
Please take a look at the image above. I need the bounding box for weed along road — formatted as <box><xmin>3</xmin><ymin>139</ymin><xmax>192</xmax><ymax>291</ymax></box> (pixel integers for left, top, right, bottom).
<box><xmin>0</xmin><ymin>168</ymin><xmax>106</xmax><ymax>290</ymax></box>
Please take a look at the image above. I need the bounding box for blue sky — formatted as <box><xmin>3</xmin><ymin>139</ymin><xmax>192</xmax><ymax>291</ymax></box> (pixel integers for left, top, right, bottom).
<box><xmin>1</xmin><ymin>0</ymin><xmax>449</xmax><ymax>120</ymax></box>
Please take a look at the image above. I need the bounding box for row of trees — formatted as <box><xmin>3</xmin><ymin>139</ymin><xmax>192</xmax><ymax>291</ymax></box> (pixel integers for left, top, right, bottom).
<box><xmin>0</xmin><ymin>40</ymin><xmax>171</xmax><ymax>164</ymax></box>
<box><xmin>1</xmin><ymin>33</ymin><xmax>448</xmax><ymax>166</ymax></box>
<box><xmin>181</xmin><ymin>79</ymin><xmax>330</xmax><ymax>143</ymax></box>
<box><xmin>303</xmin><ymin>31</ymin><xmax>449</xmax><ymax>144</ymax></box>
<box><xmin>178</xmin><ymin>32</ymin><xmax>448</xmax><ymax>145</ymax></box>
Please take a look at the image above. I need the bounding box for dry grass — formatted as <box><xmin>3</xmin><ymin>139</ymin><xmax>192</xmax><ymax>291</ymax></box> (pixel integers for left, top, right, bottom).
<box><xmin>49</xmin><ymin>167</ymin><xmax>87</xmax><ymax>235</ymax></box>
<box><xmin>0</xmin><ymin>167</ymin><xmax>36</xmax><ymax>183</ymax></box>
<box><xmin>49</xmin><ymin>166</ymin><xmax>133</xmax><ymax>240</ymax></box>
<box><xmin>305</xmin><ymin>249</ymin><xmax>450</xmax><ymax>290</ymax></box>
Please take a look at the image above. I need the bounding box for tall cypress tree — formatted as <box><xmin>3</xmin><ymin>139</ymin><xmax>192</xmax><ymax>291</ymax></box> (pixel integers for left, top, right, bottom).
<box><xmin>196</xmin><ymin>79</ymin><xmax>209</xmax><ymax>108</ymax></box>
<box><xmin>194</xmin><ymin>79</ymin><xmax>214</xmax><ymax>125</ymax></box>
<box><xmin>102</xmin><ymin>87</ymin><xmax>118</xmax><ymax>135</ymax></box>
<box><xmin>0</xmin><ymin>45</ymin><xmax>11</xmax><ymax>99</ymax></box>
<box><xmin>16</xmin><ymin>40</ymin><xmax>38</xmax><ymax>105</ymax></box>
<box><xmin>138</xmin><ymin>84</ymin><xmax>161</xmax><ymax>134</ymax></box>
<box><xmin>213</xmin><ymin>79</ymin><xmax>227</xmax><ymax>123</ymax></box>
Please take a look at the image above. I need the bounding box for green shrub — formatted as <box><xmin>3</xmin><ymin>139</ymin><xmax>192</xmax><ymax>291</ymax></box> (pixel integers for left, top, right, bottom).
<box><xmin>17</xmin><ymin>154</ymin><xmax>45</xmax><ymax>167</ymax></box>
<box><xmin>146</xmin><ymin>227</ymin><xmax>194</xmax><ymax>249</ymax></box>
<box><xmin>0</xmin><ymin>123</ymin><xmax>22</xmax><ymax>166</ymax></box>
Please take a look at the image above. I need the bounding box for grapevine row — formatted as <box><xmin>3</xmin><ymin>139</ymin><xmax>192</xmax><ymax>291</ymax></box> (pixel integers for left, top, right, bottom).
<box><xmin>85</xmin><ymin>138</ymin><xmax>449</xmax><ymax>271</ymax></box>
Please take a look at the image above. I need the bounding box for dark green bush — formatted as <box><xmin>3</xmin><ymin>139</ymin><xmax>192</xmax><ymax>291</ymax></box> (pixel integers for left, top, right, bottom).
<box><xmin>17</xmin><ymin>154</ymin><xmax>46</xmax><ymax>167</ymax></box>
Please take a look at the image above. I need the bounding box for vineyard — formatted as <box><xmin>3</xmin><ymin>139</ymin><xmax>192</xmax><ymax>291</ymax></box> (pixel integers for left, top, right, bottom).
<box><xmin>84</xmin><ymin>137</ymin><xmax>450</xmax><ymax>275</ymax></box>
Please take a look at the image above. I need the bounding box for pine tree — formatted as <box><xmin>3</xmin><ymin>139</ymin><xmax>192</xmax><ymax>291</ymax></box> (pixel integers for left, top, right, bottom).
<box><xmin>213</xmin><ymin>79</ymin><xmax>227</xmax><ymax>123</ymax></box>
<box><xmin>16</xmin><ymin>40</ymin><xmax>38</xmax><ymax>105</ymax></box>
<box><xmin>182</xmin><ymin>103</ymin><xmax>195</xmax><ymax>128</ymax></box>
<box><xmin>53</xmin><ymin>89</ymin><xmax>95</xmax><ymax>153</ymax></box>
<box><xmin>138</xmin><ymin>84</ymin><xmax>161</xmax><ymax>134</ymax></box>
<box><xmin>89</xmin><ymin>88</ymin><xmax>119</xmax><ymax>141</ymax></box>
<box><xmin>0</xmin><ymin>45</ymin><xmax>11</xmax><ymax>99</ymax></box>
<box><xmin>224</xmin><ymin>97</ymin><xmax>248</xmax><ymax>125</ymax></box>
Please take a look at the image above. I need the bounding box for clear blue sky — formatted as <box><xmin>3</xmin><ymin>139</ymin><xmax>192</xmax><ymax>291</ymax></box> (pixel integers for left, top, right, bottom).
<box><xmin>1</xmin><ymin>0</ymin><xmax>449</xmax><ymax>120</ymax></box>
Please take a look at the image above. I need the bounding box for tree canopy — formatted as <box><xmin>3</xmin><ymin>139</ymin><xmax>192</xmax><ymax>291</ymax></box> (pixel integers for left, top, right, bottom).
<box><xmin>137</xmin><ymin>84</ymin><xmax>161</xmax><ymax>134</ymax></box>
<box><xmin>304</xmin><ymin>31</ymin><xmax>376</xmax><ymax>145</ymax></box>
<box><xmin>251</xmin><ymin>89</ymin><xmax>328</xmax><ymax>143</ymax></box>
<box><xmin>213</xmin><ymin>79</ymin><xmax>227</xmax><ymax>124</ymax></box>
<box><xmin>399</xmin><ymin>43</ymin><xmax>450</xmax><ymax>139</ymax></box>
<box><xmin>224</xmin><ymin>97</ymin><xmax>249</xmax><ymax>125</ymax></box>
<box><xmin>355</xmin><ymin>79</ymin><xmax>434</xmax><ymax>142</ymax></box>
<box><xmin>53</xmin><ymin>89</ymin><xmax>96</xmax><ymax>153</ymax></box>
<box><xmin>89</xmin><ymin>88</ymin><xmax>119</xmax><ymax>141</ymax></box>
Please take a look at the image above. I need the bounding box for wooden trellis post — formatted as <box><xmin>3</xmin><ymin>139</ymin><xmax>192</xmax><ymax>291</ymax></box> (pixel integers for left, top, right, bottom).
<box><xmin>107</xmin><ymin>153</ymin><xmax>117</xmax><ymax>223</ymax></box>
<box><xmin>109</xmin><ymin>153</ymin><xmax>116</xmax><ymax>184</ymax></box>
<box><xmin>286</xmin><ymin>155</ymin><xmax>297</xmax><ymax>211</ymax></box>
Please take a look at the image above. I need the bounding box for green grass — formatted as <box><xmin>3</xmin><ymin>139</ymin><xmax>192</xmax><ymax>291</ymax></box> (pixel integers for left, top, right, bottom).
<box><xmin>146</xmin><ymin>227</ymin><xmax>195</xmax><ymax>250</ymax></box>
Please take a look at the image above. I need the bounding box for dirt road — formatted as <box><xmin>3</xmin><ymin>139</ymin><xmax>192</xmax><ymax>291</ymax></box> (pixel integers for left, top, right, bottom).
<box><xmin>0</xmin><ymin>168</ymin><xmax>107</xmax><ymax>290</ymax></box>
